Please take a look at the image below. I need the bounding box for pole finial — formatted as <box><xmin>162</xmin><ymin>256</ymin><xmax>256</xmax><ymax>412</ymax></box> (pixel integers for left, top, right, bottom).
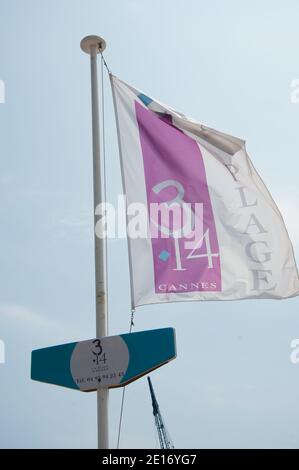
<box><xmin>80</xmin><ymin>35</ymin><xmax>106</xmax><ymax>55</ymax></box>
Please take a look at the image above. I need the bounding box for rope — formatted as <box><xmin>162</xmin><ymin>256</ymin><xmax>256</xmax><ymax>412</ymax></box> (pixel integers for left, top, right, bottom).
<box><xmin>116</xmin><ymin>309</ymin><xmax>135</xmax><ymax>449</ymax></box>
<box><xmin>99</xmin><ymin>54</ymin><xmax>136</xmax><ymax>449</ymax></box>
<box><xmin>101</xmin><ymin>52</ymin><xmax>111</xmax><ymax>75</ymax></box>
<box><xmin>116</xmin><ymin>387</ymin><xmax>126</xmax><ymax>449</ymax></box>
<box><xmin>130</xmin><ymin>309</ymin><xmax>135</xmax><ymax>331</ymax></box>
<box><xmin>100</xmin><ymin>54</ymin><xmax>109</xmax><ymax>335</ymax></box>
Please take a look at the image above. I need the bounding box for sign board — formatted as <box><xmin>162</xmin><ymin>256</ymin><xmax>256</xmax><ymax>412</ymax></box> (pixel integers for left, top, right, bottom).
<box><xmin>31</xmin><ymin>328</ymin><xmax>176</xmax><ymax>391</ymax></box>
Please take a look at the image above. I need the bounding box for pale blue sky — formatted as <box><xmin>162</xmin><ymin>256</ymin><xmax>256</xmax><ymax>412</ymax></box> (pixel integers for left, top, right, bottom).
<box><xmin>1</xmin><ymin>0</ymin><xmax>299</xmax><ymax>449</ymax></box>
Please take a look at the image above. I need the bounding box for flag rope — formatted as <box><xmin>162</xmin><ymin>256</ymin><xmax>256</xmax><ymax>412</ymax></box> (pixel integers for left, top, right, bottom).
<box><xmin>101</xmin><ymin>52</ymin><xmax>111</xmax><ymax>75</ymax></box>
<box><xmin>100</xmin><ymin>54</ymin><xmax>109</xmax><ymax>335</ymax></box>
<box><xmin>116</xmin><ymin>309</ymin><xmax>135</xmax><ymax>449</ymax></box>
<box><xmin>99</xmin><ymin>54</ymin><xmax>137</xmax><ymax>449</ymax></box>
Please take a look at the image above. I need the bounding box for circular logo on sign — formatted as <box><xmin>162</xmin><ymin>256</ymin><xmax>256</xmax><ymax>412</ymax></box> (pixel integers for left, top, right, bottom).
<box><xmin>70</xmin><ymin>336</ymin><xmax>129</xmax><ymax>391</ymax></box>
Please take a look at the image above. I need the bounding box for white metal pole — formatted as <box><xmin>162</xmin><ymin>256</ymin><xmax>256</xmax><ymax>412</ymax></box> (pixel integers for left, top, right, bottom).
<box><xmin>80</xmin><ymin>35</ymin><xmax>109</xmax><ymax>450</ymax></box>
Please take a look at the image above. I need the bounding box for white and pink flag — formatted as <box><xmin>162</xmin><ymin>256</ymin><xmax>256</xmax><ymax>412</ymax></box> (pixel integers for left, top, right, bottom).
<box><xmin>111</xmin><ymin>75</ymin><xmax>299</xmax><ymax>308</ymax></box>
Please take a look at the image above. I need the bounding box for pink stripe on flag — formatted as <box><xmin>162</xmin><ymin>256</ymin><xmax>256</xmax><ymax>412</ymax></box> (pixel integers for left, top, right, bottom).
<box><xmin>135</xmin><ymin>101</ymin><xmax>221</xmax><ymax>294</ymax></box>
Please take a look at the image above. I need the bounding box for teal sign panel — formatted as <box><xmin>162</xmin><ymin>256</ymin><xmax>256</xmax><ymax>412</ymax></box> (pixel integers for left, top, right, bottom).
<box><xmin>31</xmin><ymin>328</ymin><xmax>176</xmax><ymax>391</ymax></box>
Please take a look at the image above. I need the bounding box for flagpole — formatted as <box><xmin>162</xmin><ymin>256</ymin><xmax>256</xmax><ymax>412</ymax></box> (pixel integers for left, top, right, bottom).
<box><xmin>80</xmin><ymin>35</ymin><xmax>109</xmax><ymax>450</ymax></box>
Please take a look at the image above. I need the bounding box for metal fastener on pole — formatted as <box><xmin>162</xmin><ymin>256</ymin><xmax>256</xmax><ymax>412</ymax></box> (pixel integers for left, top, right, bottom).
<box><xmin>80</xmin><ymin>35</ymin><xmax>109</xmax><ymax>450</ymax></box>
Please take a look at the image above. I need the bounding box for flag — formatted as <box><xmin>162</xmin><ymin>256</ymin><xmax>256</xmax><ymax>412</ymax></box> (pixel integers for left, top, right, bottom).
<box><xmin>110</xmin><ymin>75</ymin><xmax>299</xmax><ymax>308</ymax></box>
